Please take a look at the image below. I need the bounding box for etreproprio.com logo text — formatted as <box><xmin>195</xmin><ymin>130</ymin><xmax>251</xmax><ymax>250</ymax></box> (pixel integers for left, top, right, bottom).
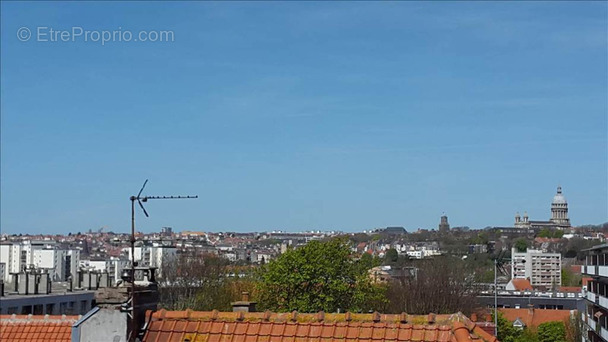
<box><xmin>17</xmin><ymin>26</ymin><xmax>175</xmax><ymax>45</ymax></box>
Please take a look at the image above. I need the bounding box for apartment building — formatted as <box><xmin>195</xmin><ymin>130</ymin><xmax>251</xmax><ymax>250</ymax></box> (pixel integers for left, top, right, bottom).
<box><xmin>81</xmin><ymin>257</ymin><xmax>129</xmax><ymax>284</ymax></box>
<box><xmin>123</xmin><ymin>243</ymin><xmax>176</xmax><ymax>277</ymax></box>
<box><xmin>0</xmin><ymin>242</ymin><xmax>79</xmax><ymax>282</ymax></box>
<box><xmin>511</xmin><ymin>248</ymin><xmax>561</xmax><ymax>289</ymax></box>
<box><xmin>582</xmin><ymin>244</ymin><xmax>608</xmax><ymax>342</ymax></box>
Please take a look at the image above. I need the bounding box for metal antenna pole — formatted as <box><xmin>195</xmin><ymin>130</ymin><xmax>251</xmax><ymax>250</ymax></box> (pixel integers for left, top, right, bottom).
<box><xmin>494</xmin><ymin>258</ymin><xmax>498</xmax><ymax>337</ymax></box>
<box><xmin>129</xmin><ymin>195</ymin><xmax>137</xmax><ymax>342</ymax></box>
<box><xmin>128</xmin><ymin>179</ymin><xmax>197</xmax><ymax>342</ymax></box>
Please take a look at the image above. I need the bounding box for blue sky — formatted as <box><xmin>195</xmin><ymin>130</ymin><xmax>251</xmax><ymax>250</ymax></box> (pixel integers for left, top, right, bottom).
<box><xmin>1</xmin><ymin>2</ymin><xmax>606</xmax><ymax>234</ymax></box>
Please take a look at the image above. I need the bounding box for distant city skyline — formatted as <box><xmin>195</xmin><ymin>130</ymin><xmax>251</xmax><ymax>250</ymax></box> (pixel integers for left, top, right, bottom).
<box><xmin>1</xmin><ymin>2</ymin><xmax>606</xmax><ymax>234</ymax></box>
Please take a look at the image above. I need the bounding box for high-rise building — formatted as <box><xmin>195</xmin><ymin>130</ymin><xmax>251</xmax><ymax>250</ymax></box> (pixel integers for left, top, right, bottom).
<box><xmin>511</xmin><ymin>248</ymin><xmax>561</xmax><ymax>289</ymax></box>
<box><xmin>0</xmin><ymin>242</ymin><xmax>79</xmax><ymax>282</ymax></box>
<box><xmin>123</xmin><ymin>243</ymin><xmax>177</xmax><ymax>277</ymax></box>
<box><xmin>582</xmin><ymin>244</ymin><xmax>608</xmax><ymax>342</ymax></box>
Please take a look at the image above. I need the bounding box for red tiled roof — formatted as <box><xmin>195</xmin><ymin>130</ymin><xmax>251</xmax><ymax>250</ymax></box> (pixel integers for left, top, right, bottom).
<box><xmin>498</xmin><ymin>308</ymin><xmax>573</xmax><ymax>329</ymax></box>
<box><xmin>0</xmin><ymin>314</ymin><xmax>79</xmax><ymax>341</ymax></box>
<box><xmin>558</xmin><ymin>286</ymin><xmax>581</xmax><ymax>293</ymax></box>
<box><xmin>509</xmin><ymin>279</ymin><xmax>533</xmax><ymax>291</ymax></box>
<box><xmin>142</xmin><ymin>310</ymin><xmax>498</xmax><ymax>342</ymax></box>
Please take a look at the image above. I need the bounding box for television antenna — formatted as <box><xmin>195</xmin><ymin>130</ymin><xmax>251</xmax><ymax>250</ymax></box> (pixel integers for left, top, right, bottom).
<box><xmin>492</xmin><ymin>250</ymin><xmax>511</xmax><ymax>337</ymax></box>
<box><xmin>128</xmin><ymin>179</ymin><xmax>197</xmax><ymax>341</ymax></box>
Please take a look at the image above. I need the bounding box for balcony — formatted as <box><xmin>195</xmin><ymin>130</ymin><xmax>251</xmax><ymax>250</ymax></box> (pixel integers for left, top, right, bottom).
<box><xmin>601</xmin><ymin>326</ymin><xmax>608</xmax><ymax>341</ymax></box>
<box><xmin>586</xmin><ymin>315</ymin><xmax>597</xmax><ymax>331</ymax></box>
<box><xmin>600</xmin><ymin>295</ymin><xmax>608</xmax><ymax>310</ymax></box>
<box><xmin>582</xmin><ymin>265</ymin><xmax>608</xmax><ymax>277</ymax></box>
<box><xmin>586</xmin><ymin>291</ymin><xmax>608</xmax><ymax>311</ymax></box>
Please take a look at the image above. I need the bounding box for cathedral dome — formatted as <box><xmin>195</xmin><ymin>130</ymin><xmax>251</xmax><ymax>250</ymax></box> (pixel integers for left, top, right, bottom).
<box><xmin>553</xmin><ymin>186</ymin><xmax>567</xmax><ymax>204</ymax></box>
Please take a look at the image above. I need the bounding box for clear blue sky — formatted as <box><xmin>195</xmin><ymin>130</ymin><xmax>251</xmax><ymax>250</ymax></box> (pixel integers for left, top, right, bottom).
<box><xmin>1</xmin><ymin>2</ymin><xmax>606</xmax><ymax>235</ymax></box>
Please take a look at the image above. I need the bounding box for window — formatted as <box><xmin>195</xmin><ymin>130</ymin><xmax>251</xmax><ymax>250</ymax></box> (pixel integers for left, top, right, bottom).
<box><xmin>80</xmin><ymin>300</ymin><xmax>88</xmax><ymax>313</ymax></box>
<box><xmin>33</xmin><ymin>304</ymin><xmax>43</xmax><ymax>315</ymax></box>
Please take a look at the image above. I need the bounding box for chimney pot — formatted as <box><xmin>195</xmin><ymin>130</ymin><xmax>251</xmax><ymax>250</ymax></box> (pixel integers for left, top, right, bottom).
<box><xmin>373</xmin><ymin>312</ymin><xmax>381</xmax><ymax>323</ymax></box>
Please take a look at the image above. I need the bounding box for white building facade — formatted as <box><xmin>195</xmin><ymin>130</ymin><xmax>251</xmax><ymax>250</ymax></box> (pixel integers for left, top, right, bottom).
<box><xmin>0</xmin><ymin>242</ymin><xmax>79</xmax><ymax>282</ymax></box>
<box><xmin>511</xmin><ymin>247</ymin><xmax>561</xmax><ymax>289</ymax></box>
<box><xmin>123</xmin><ymin>244</ymin><xmax>177</xmax><ymax>277</ymax></box>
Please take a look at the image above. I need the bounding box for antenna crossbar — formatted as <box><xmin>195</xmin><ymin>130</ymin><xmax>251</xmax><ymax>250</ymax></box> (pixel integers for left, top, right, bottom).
<box><xmin>128</xmin><ymin>179</ymin><xmax>197</xmax><ymax>342</ymax></box>
<box><xmin>145</xmin><ymin>195</ymin><xmax>198</xmax><ymax>200</ymax></box>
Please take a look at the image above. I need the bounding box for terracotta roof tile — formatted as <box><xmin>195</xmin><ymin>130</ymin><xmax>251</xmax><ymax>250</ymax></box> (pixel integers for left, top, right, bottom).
<box><xmin>0</xmin><ymin>314</ymin><xmax>79</xmax><ymax>342</ymax></box>
<box><xmin>509</xmin><ymin>278</ymin><xmax>533</xmax><ymax>291</ymax></box>
<box><xmin>499</xmin><ymin>308</ymin><xmax>573</xmax><ymax>329</ymax></box>
<box><xmin>142</xmin><ymin>311</ymin><xmax>497</xmax><ymax>342</ymax></box>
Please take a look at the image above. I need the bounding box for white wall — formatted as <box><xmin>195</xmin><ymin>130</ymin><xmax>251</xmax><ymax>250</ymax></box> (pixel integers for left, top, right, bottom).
<box><xmin>75</xmin><ymin>308</ymin><xmax>127</xmax><ymax>342</ymax></box>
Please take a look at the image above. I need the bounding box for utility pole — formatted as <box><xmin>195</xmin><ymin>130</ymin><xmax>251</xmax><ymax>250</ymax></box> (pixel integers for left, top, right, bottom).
<box><xmin>128</xmin><ymin>179</ymin><xmax>197</xmax><ymax>342</ymax></box>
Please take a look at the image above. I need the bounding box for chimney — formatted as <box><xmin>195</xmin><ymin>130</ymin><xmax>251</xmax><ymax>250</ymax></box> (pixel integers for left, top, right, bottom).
<box><xmin>95</xmin><ymin>266</ymin><xmax>159</xmax><ymax>341</ymax></box>
<box><xmin>231</xmin><ymin>292</ymin><xmax>257</xmax><ymax>312</ymax></box>
<box><xmin>528</xmin><ymin>304</ymin><xmax>534</xmax><ymax>316</ymax></box>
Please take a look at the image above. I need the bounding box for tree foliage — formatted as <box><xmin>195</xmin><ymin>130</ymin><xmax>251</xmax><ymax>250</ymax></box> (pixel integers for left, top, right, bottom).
<box><xmin>158</xmin><ymin>253</ymin><xmax>256</xmax><ymax>311</ymax></box>
<box><xmin>514</xmin><ymin>238</ymin><xmax>529</xmax><ymax>253</ymax></box>
<box><xmin>492</xmin><ymin>312</ymin><xmax>521</xmax><ymax>342</ymax></box>
<box><xmin>566</xmin><ymin>313</ymin><xmax>583</xmax><ymax>342</ymax></box>
<box><xmin>537</xmin><ymin>321</ymin><xmax>566</xmax><ymax>342</ymax></box>
<box><xmin>256</xmin><ymin>238</ymin><xmax>387</xmax><ymax>313</ymax></box>
<box><xmin>385</xmin><ymin>248</ymin><xmax>399</xmax><ymax>263</ymax></box>
<box><xmin>386</xmin><ymin>256</ymin><xmax>478</xmax><ymax>315</ymax></box>
<box><xmin>538</xmin><ymin>229</ymin><xmax>564</xmax><ymax>239</ymax></box>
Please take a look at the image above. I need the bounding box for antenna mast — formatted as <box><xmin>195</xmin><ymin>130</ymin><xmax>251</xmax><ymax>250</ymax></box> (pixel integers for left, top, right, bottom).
<box><xmin>129</xmin><ymin>179</ymin><xmax>197</xmax><ymax>342</ymax></box>
<box><xmin>493</xmin><ymin>250</ymin><xmax>511</xmax><ymax>337</ymax></box>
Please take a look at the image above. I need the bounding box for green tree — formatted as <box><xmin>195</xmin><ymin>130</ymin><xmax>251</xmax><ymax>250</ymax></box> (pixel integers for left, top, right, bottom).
<box><xmin>537</xmin><ymin>321</ymin><xmax>566</xmax><ymax>342</ymax></box>
<box><xmin>538</xmin><ymin>229</ymin><xmax>551</xmax><ymax>238</ymax></box>
<box><xmin>514</xmin><ymin>238</ymin><xmax>529</xmax><ymax>253</ymax></box>
<box><xmin>385</xmin><ymin>248</ymin><xmax>399</xmax><ymax>263</ymax></box>
<box><xmin>566</xmin><ymin>313</ymin><xmax>583</xmax><ymax>342</ymax></box>
<box><xmin>492</xmin><ymin>312</ymin><xmax>521</xmax><ymax>342</ymax></box>
<box><xmin>257</xmin><ymin>238</ymin><xmax>387</xmax><ymax>313</ymax></box>
<box><xmin>514</xmin><ymin>329</ymin><xmax>539</xmax><ymax>342</ymax></box>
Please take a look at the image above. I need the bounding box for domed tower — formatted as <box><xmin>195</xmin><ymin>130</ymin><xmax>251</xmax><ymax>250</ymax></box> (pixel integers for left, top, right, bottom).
<box><xmin>550</xmin><ymin>186</ymin><xmax>570</xmax><ymax>227</ymax></box>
